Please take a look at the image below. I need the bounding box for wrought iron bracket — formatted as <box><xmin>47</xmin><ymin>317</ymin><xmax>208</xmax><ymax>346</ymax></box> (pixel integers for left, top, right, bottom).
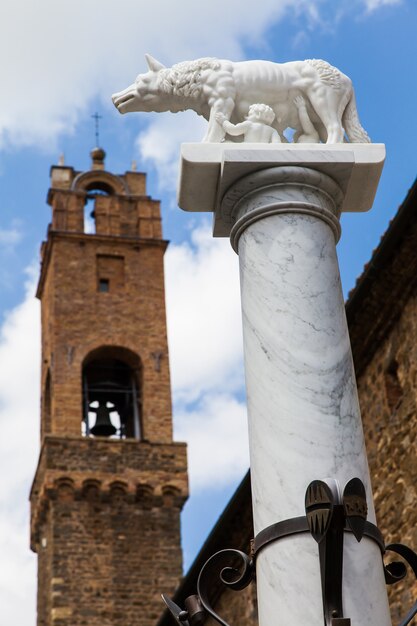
<box><xmin>384</xmin><ymin>543</ymin><xmax>417</xmax><ymax>626</ymax></box>
<box><xmin>162</xmin><ymin>550</ymin><xmax>255</xmax><ymax>626</ymax></box>
<box><xmin>304</xmin><ymin>478</ymin><xmax>367</xmax><ymax>626</ymax></box>
<box><xmin>252</xmin><ymin>516</ymin><xmax>385</xmax><ymax>558</ymax></box>
<box><xmin>161</xmin><ymin>477</ymin><xmax>417</xmax><ymax>626</ymax></box>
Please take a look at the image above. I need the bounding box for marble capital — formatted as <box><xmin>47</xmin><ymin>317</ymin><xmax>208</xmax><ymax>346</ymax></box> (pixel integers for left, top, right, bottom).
<box><xmin>225</xmin><ymin>165</ymin><xmax>344</xmax><ymax>250</ymax></box>
<box><xmin>178</xmin><ymin>143</ymin><xmax>385</xmax><ymax>237</ymax></box>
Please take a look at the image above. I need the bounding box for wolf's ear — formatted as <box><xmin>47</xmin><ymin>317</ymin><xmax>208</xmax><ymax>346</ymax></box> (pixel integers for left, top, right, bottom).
<box><xmin>145</xmin><ymin>54</ymin><xmax>166</xmax><ymax>72</ymax></box>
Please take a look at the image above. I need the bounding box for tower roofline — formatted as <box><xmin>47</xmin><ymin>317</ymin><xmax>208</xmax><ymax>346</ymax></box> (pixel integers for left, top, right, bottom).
<box><xmin>49</xmin><ymin>162</ymin><xmax>150</xmax><ymax>196</ymax></box>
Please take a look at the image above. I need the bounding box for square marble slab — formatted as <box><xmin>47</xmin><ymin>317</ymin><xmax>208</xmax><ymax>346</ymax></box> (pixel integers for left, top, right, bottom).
<box><xmin>178</xmin><ymin>143</ymin><xmax>385</xmax><ymax>236</ymax></box>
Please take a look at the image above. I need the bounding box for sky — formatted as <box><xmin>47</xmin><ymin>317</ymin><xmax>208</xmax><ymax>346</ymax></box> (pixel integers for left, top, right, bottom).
<box><xmin>0</xmin><ymin>0</ymin><xmax>416</xmax><ymax>624</ymax></box>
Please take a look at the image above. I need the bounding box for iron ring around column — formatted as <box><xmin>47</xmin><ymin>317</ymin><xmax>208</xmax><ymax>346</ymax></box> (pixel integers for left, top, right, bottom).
<box><xmin>252</xmin><ymin>515</ymin><xmax>385</xmax><ymax>560</ymax></box>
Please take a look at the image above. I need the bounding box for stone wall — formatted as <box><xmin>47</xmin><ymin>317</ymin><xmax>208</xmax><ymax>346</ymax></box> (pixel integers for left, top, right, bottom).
<box><xmin>32</xmin><ymin>160</ymin><xmax>189</xmax><ymax>626</ymax></box>
<box><xmin>358</xmin><ymin>289</ymin><xmax>417</xmax><ymax>623</ymax></box>
<box><xmin>206</xmin><ymin>585</ymin><xmax>257</xmax><ymax>626</ymax></box>
<box><xmin>36</xmin><ymin>481</ymin><xmax>184</xmax><ymax>626</ymax></box>
<box><xmin>31</xmin><ymin>436</ymin><xmax>188</xmax><ymax>626</ymax></box>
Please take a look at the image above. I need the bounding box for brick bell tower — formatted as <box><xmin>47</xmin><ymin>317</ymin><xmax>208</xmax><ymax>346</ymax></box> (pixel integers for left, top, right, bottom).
<box><xmin>30</xmin><ymin>147</ymin><xmax>188</xmax><ymax>626</ymax></box>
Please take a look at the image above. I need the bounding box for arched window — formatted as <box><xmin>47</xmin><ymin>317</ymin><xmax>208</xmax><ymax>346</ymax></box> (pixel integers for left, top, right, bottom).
<box><xmin>83</xmin><ymin>185</ymin><xmax>113</xmax><ymax>234</ymax></box>
<box><xmin>82</xmin><ymin>348</ymin><xmax>141</xmax><ymax>439</ymax></box>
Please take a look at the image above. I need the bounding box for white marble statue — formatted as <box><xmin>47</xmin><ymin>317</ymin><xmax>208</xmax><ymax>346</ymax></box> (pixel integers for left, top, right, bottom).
<box><xmin>215</xmin><ymin>104</ymin><xmax>281</xmax><ymax>143</ymax></box>
<box><xmin>112</xmin><ymin>54</ymin><xmax>371</xmax><ymax>144</ymax></box>
<box><xmin>293</xmin><ymin>95</ymin><xmax>320</xmax><ymax>143</ymax></box>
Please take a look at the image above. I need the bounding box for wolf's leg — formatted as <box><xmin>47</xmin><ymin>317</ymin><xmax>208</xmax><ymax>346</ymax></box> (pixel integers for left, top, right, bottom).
<box><xmin>316</xmin><ymin>122</ymin><xmax>328</xmax><ymax>143</ymax></box>
<box><xmin>203</xmin><ymin>97</ymin><xmax>234</xmax><ymax>142</ymax></box>
<box><xmin>293</xmin><ymin>95</ymin><xmax>320</xmax><ymax>143</ymax></box>
<box><xmin>307</xmin><ymin>87</ymin><xmax>344</xmax><ymax>144</ymax></box>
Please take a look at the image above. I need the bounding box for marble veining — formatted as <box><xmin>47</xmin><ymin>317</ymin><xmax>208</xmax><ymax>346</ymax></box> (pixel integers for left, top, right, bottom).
<box><xmin>238</xmin><ymin>209</ymin><xmax>391</xmax><ymax>625</ymax></box>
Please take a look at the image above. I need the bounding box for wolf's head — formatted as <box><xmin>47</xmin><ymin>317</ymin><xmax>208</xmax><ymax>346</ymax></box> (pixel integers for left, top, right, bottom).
<box><xmin>112</xmin><ymin>54</ymin><xmax>170</xmax><ymax>114</ymax></box>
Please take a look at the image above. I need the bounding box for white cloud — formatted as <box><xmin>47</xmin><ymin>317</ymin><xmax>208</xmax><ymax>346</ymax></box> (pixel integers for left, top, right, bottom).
<box><xmin>0</xmin><ymin>225</ymin><xmax>22</xmax><ymax>249</ymax></box>
<box><xmin>364</xmin><ymin>0</ymin><xmax>401</xmax><ymax>11</ymax></box>
<box><xmin>131</xmin><ymin>0</ymin><xmax>401</xmax><ymax>191</ymax></box>
<box><xmin>0</xmin><ymin>0</ymin><xmax>403</xmax><ymax>181</ymax></box>
<box><xmin>165</xmin><ymin>224</ymin><xmax>249</xmax><ymax>493</ymax></box>
<box><xmin>0</xmin><ymin>221</ymin><xmax>24</xmax><ymax>288</ymax></box>
<box><xmin>175</xmin><ymin>393</ymin><xmax>249</xmax><ymax>491</ymax></box>
<box><xmin>137</xmin><ymin>112</ymin><xmax>207</xmax><ymax>191</ymax></box>
<box><xmin>0</xmin><ymin>268</ymin><xmax>40</xmax><ymax>626</ymax></box>
<box><xmin>0</xmin><ymin>0</ymin><xmax>300</xmax><ymax>150</ymax></box>
<box><xmin>0</xmin><ymin>0</ymin><xmax>404</xmax><ymax>152</ymax></box>
<box><xmin>165</xmin><ymin>223</ymin><xmax>244</xmax><ymax>403</ymax></box>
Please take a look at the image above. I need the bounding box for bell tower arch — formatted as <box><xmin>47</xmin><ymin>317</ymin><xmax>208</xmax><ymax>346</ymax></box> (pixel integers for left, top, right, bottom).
<box><xmin>30</xmin><ymin>148</ymin><xmax>188</xmax><ymax>626</ymax></box>
<box><xmin>82</xmin><ymin>346</ymin><xmax>142</xmax><ymax>439</ymax></box>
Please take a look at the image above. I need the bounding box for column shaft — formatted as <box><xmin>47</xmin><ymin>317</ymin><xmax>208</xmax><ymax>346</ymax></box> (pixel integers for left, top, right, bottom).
<box><xmin>226</xmin><ymin>167</ymin><xmax>391</xmax><ymax>626</ymax></box>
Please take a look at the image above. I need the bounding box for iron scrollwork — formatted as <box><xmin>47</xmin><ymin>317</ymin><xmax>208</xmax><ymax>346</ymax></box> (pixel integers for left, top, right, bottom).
<box><xmin>383</xmin><ymin>542</ymin><xmax>417</xmax><ymax>626</ymax></box>
<box><xmin>197</xmin><ymin>549</ymin><xmax>254</xmax><ymax>626</ymax></box>
<box><xmin>161</xmin><ymin>476</ymin><xmax>417</xmax><ymax>626</ymax></box>
<box><xmin>162</xmin><ymin>550</ymin><xmax>254</xmax><ymax>626</ymax></box>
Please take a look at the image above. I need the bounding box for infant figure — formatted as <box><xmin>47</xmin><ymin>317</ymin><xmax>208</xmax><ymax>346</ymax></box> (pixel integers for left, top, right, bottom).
<box><xmin>215</xmin><ymin>104</ymin><xmax>281</xmax><ymax>143</ymax></box>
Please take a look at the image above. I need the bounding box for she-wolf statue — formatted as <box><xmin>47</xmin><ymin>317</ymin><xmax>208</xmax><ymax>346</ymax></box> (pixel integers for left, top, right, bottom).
<box><xmin>112</xmin><ymin>54</ymin><xmax>371</xmax><ymax>145</ymax></box>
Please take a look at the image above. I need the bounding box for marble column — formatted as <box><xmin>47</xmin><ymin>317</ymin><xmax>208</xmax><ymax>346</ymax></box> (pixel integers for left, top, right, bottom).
<box><xmin>178</xmin><ymin>144</ymin><xmax>390</xmax><ymax>626</ymax></box>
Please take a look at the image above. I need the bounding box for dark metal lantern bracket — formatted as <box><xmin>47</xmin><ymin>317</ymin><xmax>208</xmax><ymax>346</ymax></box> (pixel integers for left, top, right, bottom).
<box><xmin>162</xmin><ymin>477</ymin><xmax>417</xmax><ymax>626</ymax></box>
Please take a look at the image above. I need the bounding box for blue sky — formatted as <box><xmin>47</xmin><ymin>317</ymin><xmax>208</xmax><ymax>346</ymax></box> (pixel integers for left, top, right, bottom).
<box><xmin>0</xmin><ymin>1</ymin><xmax>416</xmax><ymax>624</ymax></box>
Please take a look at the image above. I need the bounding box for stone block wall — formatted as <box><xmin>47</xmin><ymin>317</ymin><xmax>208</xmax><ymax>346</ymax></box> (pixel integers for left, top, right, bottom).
<box><xmin>357</xmin><ymin>289</ymin><xmax>417</xmax><ymax>623</ymax></box>
<box><xmin>31</xmin><ymin>436</ymin><xmax>188</xmax><ymax>626</ymax></box>
<box><xmin>36</xmin><ymin>484</ymin><xmax>183</xmax><ymax>626</ymax></box>
<box><xmin>32</xmin><ymin>158</ymin><xmax>189</xmax><ymax>626</ymax></box>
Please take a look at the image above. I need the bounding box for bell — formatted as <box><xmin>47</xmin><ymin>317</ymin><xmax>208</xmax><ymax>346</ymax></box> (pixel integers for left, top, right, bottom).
<box><xmin>90</xmin><ymin>404</ymin><xmax>117</xmax><ymax>437</ymax></box>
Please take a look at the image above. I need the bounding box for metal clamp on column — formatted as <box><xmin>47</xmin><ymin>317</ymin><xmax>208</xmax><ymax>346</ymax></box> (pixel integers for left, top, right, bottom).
<box><xmin>161</xmin><ymin>477</ymin><xmax>417</xmax><ymax>626</ymax></box>
<box><xmin>303</xmin><ymin>478</ymin><xmax>368</xmax><ymax>626</ymax></box>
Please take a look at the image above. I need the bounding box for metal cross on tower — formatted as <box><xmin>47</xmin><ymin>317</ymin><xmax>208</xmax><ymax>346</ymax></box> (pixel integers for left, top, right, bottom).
<box><xmin>92</xmin><ymin>112</ymin><xmax>102</xmax><ymax>147</ymax></box>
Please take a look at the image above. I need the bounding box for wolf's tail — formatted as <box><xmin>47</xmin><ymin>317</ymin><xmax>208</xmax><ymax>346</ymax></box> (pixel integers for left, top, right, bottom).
<box><xmin>342</xmin><ymin>91</ymin><xmax>371</xmax><ymax>143</ymax></box>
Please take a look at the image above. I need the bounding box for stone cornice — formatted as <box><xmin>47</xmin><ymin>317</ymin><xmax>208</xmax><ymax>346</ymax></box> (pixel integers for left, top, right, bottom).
<box><xmin>30</xmin><ymin>435</ymin><xmax>188</xmax><ymax>550</ymax></box>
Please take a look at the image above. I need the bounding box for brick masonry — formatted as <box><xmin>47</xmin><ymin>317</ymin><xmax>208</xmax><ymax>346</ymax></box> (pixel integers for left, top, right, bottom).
<box><xmin>357</xmin><ymin>293</ymin><xmax>417</xmax><ymax>622</ymax></box>
<box><xmin>31</xmin><ymin>440</ymin><xmax>187</xmax><ymax>626</ymax></box>
<box><xmin>31</xmin><ymin>154</ymin><xmax>188</xmax><ymax>626</ymax></box>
